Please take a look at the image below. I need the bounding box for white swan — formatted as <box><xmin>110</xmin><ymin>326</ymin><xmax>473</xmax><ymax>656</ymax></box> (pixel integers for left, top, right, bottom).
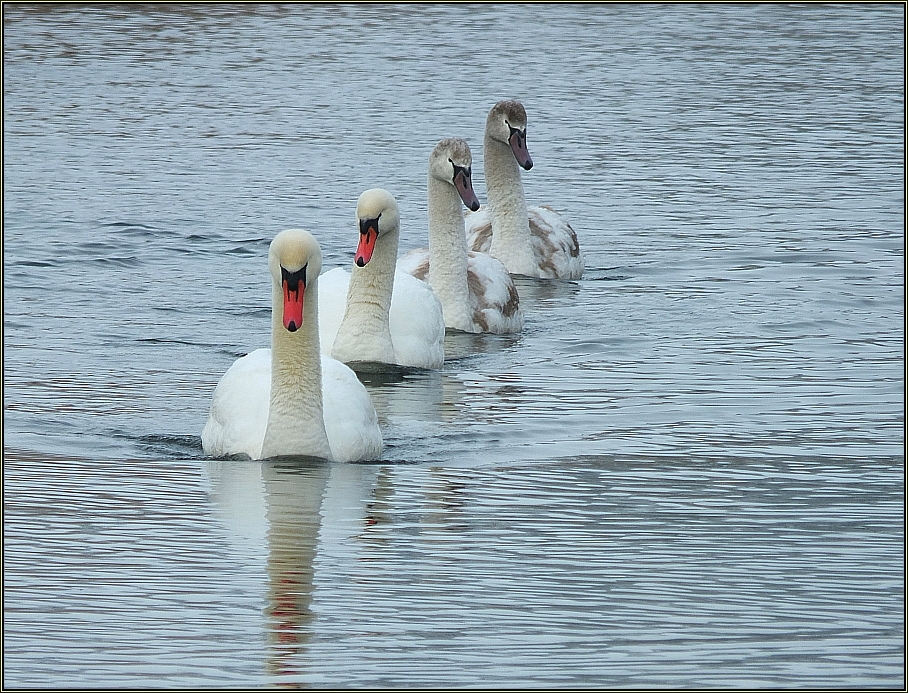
<box><xmin>398</xmin><ymin>138</ymin><xmax>523</xmax><ymax>334</ymax></box>
<box><xmin>201</xmin><ymin>229</ymin><xmax>383</xmax><ymax>462</ymax></box>
<box><xmin>465</xmin><ymin>99</ymin><xmax>584</xmax><ymax>280</ymax></box>
<box><xmin>318</xmin><ymin>188</ymin><xmax>445</xmax><ymax>369</ymax></box>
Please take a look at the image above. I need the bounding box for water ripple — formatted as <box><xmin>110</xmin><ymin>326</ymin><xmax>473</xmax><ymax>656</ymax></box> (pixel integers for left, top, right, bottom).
<box><xmin>2</xmin><ymin>3</ymin><xmax>903</xmax><ymax>688</ymax></box>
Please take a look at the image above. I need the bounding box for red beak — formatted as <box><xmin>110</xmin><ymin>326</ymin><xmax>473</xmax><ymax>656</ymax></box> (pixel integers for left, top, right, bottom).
<box><xmin>281</xmin><ymin>267</ymin><xmax>306</xmax><ymax>332</ymax></box>
<box><xmin>355</xmin><ymin>219</ymin><xmax>379</xmax><ymax>267</ymax></box>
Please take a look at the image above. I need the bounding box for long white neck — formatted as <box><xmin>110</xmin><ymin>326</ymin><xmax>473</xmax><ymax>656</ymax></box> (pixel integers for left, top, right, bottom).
<box><xmin>332</xmin><ymin>230</ymin><xmax>398</xmax><ymax>364</ymax></box>
<box><xmin>427</xmin><ymin>174</ymin><xmax>474</xmax><ymax>332</ymax></box>
<box><xmin>484</xmin><ymin>132</ymin><xmax>538</xmax><ymax>276</ymax></box>
<box><xmin>262</xmin><ymin>274</ymin><xmax>333</xmax><ymax>460</ymax></box>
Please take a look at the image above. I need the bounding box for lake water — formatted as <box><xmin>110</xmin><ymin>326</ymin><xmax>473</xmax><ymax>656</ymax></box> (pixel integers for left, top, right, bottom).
<box><xmin>3</xmin><ymin>4</ymin><xmax>904</xmax><ymax>688</ymax></box>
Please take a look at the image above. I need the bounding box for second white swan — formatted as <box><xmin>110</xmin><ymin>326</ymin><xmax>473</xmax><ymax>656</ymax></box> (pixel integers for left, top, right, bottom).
<box><xmin>319</xmin><ymin>188</ymin><xmax>446</xmax><ymax>369</ymax></box>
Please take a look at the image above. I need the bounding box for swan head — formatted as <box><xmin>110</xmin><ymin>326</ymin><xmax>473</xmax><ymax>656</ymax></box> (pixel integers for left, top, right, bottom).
<box><xmin>354</xmin><ymin>188</ymin><xmax>400</xmax><ymax>267</ymax></box>
<box><xmin>486</xmin><ymin>99</ymin><xmax>533</xmax><ymax>171</ymax></box>
<box><xmin>429</xmin><ymin>137</ymin><xmax>481</xmax><ymax>211</ymax></box>
<box><xmin>269</xmin><ymin>229</ymin><xmax>322</xmax><ymax>333</ymax></box>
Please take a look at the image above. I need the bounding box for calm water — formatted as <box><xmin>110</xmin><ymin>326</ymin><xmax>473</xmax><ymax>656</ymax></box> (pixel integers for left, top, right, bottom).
<box><xmin>3</xmin><ymin>4</ymin><xmax>904</xmax><ymax>688</ymax></box>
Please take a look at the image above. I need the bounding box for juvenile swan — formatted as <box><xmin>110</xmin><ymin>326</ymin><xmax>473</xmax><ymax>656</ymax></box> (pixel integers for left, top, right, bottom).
<box><xmin>201</xmin><ymin>229</ymin><xmax>383</xmax><ymax>462</ymax></box>
<box><xmin>466</xmin><ymin>99</ymin><xmax>584</xmax><ymax>279</ymax></box>
<box><xmin>319</xmin><ymin>188</ymin><xmax>445</xmax><ymax>369</ymax></box>
<box><xmin>399</xmin><ymin>138</ymin><xmax>523</xmax><ymax>334</ymax></box>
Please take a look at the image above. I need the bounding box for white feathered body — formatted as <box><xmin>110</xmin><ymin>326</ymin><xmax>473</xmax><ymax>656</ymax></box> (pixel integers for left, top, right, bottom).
<box><xmin>319</xmin><ymin>189</ymin><xmax>445</xmax><ymax>370</ymax></box>
<box><xmin>201</xmin><ymin>349</ymin><xmax>381</xmax><ymax>462</ymax></box>
<box><xmin>318</xmin><ymin>267</ymin><xmax>445</xmax><ymax>369</ymax></box>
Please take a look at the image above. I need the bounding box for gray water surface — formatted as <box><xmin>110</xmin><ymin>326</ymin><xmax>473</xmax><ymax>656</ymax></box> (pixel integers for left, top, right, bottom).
<box><xmin>3</xmin><ymin>4</ymin><xmax>904</xmax><ymax>688</ymax></box>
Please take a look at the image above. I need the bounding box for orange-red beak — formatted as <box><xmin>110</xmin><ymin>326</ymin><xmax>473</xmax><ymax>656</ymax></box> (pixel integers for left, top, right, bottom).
<box><xmin>355</xmin><ymin>217</ymin><xmax>379</xmax><ymax>267</ymax></box>
<box><xmin>281</xmin><ymin>265</ymin><xmax>307</xmax><ymax>332</ymax></box>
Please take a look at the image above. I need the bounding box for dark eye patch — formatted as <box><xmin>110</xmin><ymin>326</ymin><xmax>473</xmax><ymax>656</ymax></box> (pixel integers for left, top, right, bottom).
<box><xmin>281</xmin><ymin>263</ymin><xmax>308</xmax><ymax>291</ymax></box>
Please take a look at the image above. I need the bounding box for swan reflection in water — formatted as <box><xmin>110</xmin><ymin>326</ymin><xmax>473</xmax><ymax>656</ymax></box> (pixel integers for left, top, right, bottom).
<box><xmin>204</xmin><ymin>458</ymin><xmax>326</xmax><ymax>680</ymax></box>
<box><xmin>203</xmin><ymin>457</ymin><xmax>377</xmax><ymax>681</ymax></box>
<box><xmin>351</xmin><ymin>329</ymin><xmax>525</xmax><ymax>442</ymax></box>
<box><xmin>199</xmin><ymin>284</ymin><xmax>582</xmax><ymax>676</ymax></box>
<box><xmin>261</xmin><ymin>459</ymin><xmax>328</xmax><ymax>679</ymax></box>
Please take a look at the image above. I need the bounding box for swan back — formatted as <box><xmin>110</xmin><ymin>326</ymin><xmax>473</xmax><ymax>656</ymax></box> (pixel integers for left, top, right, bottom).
<box><xmin>320</xmin><ymin>354</ymin><xmax>382</xmax><ymax>462</ymax></box>
<box><xmin>202</xmin><ymin>347</ymin><xmax>272</xmax><ymax>459</ymax></box>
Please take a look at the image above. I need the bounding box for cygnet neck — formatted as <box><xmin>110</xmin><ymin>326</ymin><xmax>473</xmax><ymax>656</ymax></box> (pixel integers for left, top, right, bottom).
<box><xmin>483</xmin><ymin>132</ymin><xmax>537</xmax><ymax>276</ymax></box>
<box><xmin>427</xmin><ymin>173</ymin><xmax>474</xmax><ymax>332</ymax></box>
